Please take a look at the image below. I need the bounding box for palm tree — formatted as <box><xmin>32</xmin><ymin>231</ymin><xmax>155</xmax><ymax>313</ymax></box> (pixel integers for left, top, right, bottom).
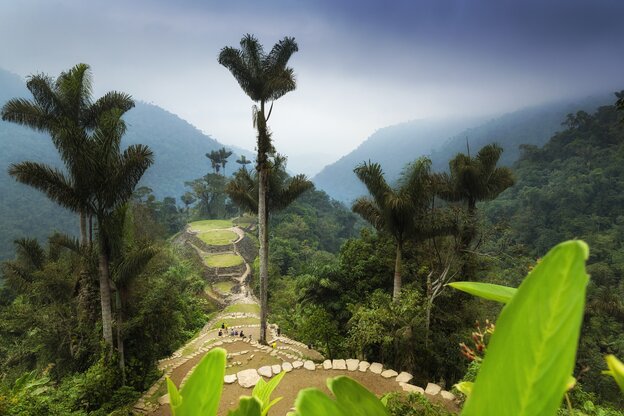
<box><xmin>436</xmin><ymin>143</ymin><xmax>514</xmax><ymax>241</ymax></box>
<box><xmin>206</xmin><ymin>150</ymin><xmax>222</xmax><ymax>174</ymax></box>
<box><xmin>236</xmin><ymin>155</ymin><xmax>252</xmax><ymax>171</ymax></box>
<box><xmin>352</xmin><ymin>159</ymin><xmax>436</xmax><ymax>300</ymax></box>
<box><xmin>219</xmin><ymin>147</ymin><xmax>233</xmax><ymax>176</ymax></box>
<box><xmin>10</xmin><ymin>109</ymin><xmax>153</xmax><ymax>346</ymax></box>
<box><xmin>1</xmin><ymin>63</ymin><xmax>134</xmax><ymax>246</ymax></box>
<box><xmin>219</xmin><ymin>34</ymin><xmax>298</xmax><ymax>343</ymax></box>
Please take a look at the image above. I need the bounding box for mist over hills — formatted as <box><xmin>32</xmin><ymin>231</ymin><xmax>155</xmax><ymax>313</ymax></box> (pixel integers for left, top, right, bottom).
<box><xmin>312</xmin><ymin>95</ymin><xmax>611</xmax><ymax>203</ymax></box>
<box><xmin>0</xmin><ymin>68</ymin><xmax>253</xmax><ymax>260</ymax></box>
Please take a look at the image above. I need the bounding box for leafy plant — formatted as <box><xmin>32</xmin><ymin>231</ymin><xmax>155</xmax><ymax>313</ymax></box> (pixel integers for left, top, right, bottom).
<box><xmin>453</xmin><ymin>240</ymin><xmax>590</xmax><ymax>416</ymax></box>
<box><xmin>290</xmin><ymin>375</ymin><xmax>389</xmax><ymax>416</ymax></box>
<box><xmin>603</xmin><ymin>355</ymin><xmax>624</xmax><ymax>394</ymax></box>
<box><xmin>167</xmin><ymin>347</ymin><xmax>285</xmax><ymax>416</ymax></box>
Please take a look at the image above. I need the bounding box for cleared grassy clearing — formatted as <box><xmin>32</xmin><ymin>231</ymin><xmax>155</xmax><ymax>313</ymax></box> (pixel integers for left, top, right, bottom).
<box><xmin>224</xmin><ymin>303</ymin><xmax>260</xmax><ymax>314</ymax></box>
<box><xmin>198</xmin><ymin>230</ymin><xmax>237</xmax><ymax>246</ymax></box>
<box><xmin>188</xmin><ymin>219</ymin><xmax>233</xmax><ymax>232</ymax></box>
<box><xmin>213</xmin><ymin>280</ymin><xmax>236</xmax><ymax>293</ymax></box>
<box><xmin>204</xmin><ymin>253</ymin><xmax>243</xmax><ymax>267</ymax></box>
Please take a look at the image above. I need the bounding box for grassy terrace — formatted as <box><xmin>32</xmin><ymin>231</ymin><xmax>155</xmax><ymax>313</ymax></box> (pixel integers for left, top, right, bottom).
<box><xmin>188</xmin><ymin>219</ymin><xmax>233</xmax><ymax>233</ymax></box>
<box><xmin>210</xmin><ymin>316</ymin><xmax>260</xmax><ymax>329</ymax></box>
<box><xmin>204</xmin><ymin>253</ymin><xmax>244</xmax><ymax>268</ymax></box>
<box><xmin>198</xmin><ymin>229</ymin><xmax>238</xmax><ymax>246</ymax></box>
<box><xmin>213</xmin><ymin>280</ymin><xmax>236</xmax><ymax>294</ymax></box>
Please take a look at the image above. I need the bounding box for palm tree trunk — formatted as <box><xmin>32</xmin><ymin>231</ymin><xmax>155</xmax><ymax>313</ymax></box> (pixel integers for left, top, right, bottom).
<box><xmin>393</xmin><ymin>241</ymin><xmax>402</xmax><ymax>300</ymax></box>
<box><xmin>79</xmin><ymin>211</ymin><xmax>88</xmax><ymax>246</ymax></box>
<box><xmin>116</xmin><ymin>289</ymin><xmax>126</xmax><ymax>384</ymax></box>
<box><xmin>88</xmin><ymin>215</ymin><xmax>93</xmax><ymax>245</ymax></box>
<box><xmin>258</xmin><ymin>166</ymin><xmax>269</xmax><ymax>344</ymax></box>
<box><xmin>98</xmin><ymin>246</ymin><xmax>114</xmax><ymax>346</ymax></box>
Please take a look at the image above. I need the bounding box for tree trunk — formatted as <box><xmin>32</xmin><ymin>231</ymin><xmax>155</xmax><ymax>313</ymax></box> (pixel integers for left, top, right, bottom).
<box><xmin>80</xmin><ymin>211</ymin><xmax>88</xmax><ymax>246</ymax></box>
<box><xmin>116</xmin><ymin>289</ymin><xmax>126</xmax><ymax>384</ymax></box>
<box><xmin>425</xmin><ymin>272</ymin><xmax>433</xmax><ymax>348</ymax></box>
<box><xmin>88</xmin><ymin>215</ymin><xmax>93</xmax><ymax>245</ymax></box>
<box><xmin>98</xmin><ymin>246</ymin><xmax>114</xmax><ymax>346</ymax></box>
<box><xmin>392</xmin><ymin>241</ymin><xmax>402</xmax><ymax>300</ymax></box>
<box><xmin>258</xmin><ymin>166</ymin><xmax>269</xmax><ymax>344</ymax></box>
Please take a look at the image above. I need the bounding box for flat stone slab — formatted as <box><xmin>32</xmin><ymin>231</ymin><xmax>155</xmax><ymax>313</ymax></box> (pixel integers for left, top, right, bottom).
<box><xmin>258</xmin><ymin>366</ymin><xmax>272</xmax><ymax>378</ymax></box>
<box><xmin>224</xmin><ymin>374</ymin><xmax>237</xmax><ymax>384</ymax></box>
<box><xmin>381</xmin><ymin>369</ymin><xmax>398</xmax><ymax>379</ymax></box>
<box><xmin>440</xmin><ymin>390</ymin><xmax>456</xmax><ymax>401</ymax></box>
<box><xmin>369</xmin><ymin>362</ymin><xmax>383</xmax><ymax>374</ymax></box>
<box><xmin>400</xmin><ymin>382</ymin><xmax>425</xmax><ymax>395</ymax></box>
<box><xmin>346</xmin><ymin>359</ymin><xmax>359</xmax><ymax>371</ymax></box>
<box><xmin>303</xmin><ymin>360</ymin><xmax>316</xmax><ymax>370</ymax></box>
<box><xmin>323</xmin><ymin>360</ymin><xmax>332</xmax><ymax>370</ymax></box>
<box><xmin>358</xmin><ymin>361</ymin><xmax>370</xmax><ymax>372</ymax></box>
<box><xmin>332</xmin><ymin>359</ymin><xmax>346</xmax><ymax>370</ymax></box>
<box><xmin>425</xmin><ymin>383</ymin><xmax>442</xmax><ymax>396</ymax></box>
<box><xmin>292</xmin><ymin>360</ymin><xmax>303</xmax><ymax>369</ymax></box>
<box><xmin>271</xmin><ymin>364</ymin><xmax>282</xmax><ymax>375</ymax></box>
<box><xmin>282</xmin><ymin>362</ymin><xmax>293</xmax><ymax>372</ymax></box>
<box><xmin>396</xmin><ymin>372</ymin><xmax>413</xmax><ymax>383</ymax></box>
<box><xmin>237</xmin><ymin>369</ymin><xmax>261</xmax><ymax>388</ymax></box>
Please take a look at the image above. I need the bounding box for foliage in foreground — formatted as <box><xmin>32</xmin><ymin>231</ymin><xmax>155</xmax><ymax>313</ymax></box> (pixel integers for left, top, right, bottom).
<box><xmin>169</xmin><ymin>240</ymin><xmax>622</xmax><ymax>416</ymax></box>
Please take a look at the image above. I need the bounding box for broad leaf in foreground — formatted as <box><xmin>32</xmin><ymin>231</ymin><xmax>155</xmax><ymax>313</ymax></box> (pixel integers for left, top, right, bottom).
<box><xmin>448</xmin><ymin>281</ymin><xmax>517</xmax><ymax>304</ymax></box>
<box><xmin>461</xmin><ymin>240</ymin><xmax>589</xmax><ymax>416</ymax></box>
<box><xmin>603</xmin><ymin>355</ymin><xmax>624</xmax><ymax>394</ymax></box>
<box><xmin>167</xmin><ymin>348</ymin><xmax>226</xmax><ymax>416</ymax></box>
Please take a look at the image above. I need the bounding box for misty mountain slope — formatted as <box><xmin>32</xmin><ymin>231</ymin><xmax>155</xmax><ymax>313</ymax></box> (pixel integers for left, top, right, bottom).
<box><xmin>0</xmin><ymin>68</ymin><xmax>252</xmax><ymax>260</ymax></box>
<box><xmin>312</xmin><ymin>118</ymin><xmax>477</xmax><ymax>203</ymax></box>
<box><xmin>313</xmin><ymin>95</ymin><xmax>610</xmax><ymax>204</ymax></box>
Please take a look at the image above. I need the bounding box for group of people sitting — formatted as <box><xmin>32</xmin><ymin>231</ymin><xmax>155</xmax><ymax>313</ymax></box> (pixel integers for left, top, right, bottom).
<box><xmin>218</xmin><ymin>322</ymin><xmax>247</xmax><ymax>339</ymax></box>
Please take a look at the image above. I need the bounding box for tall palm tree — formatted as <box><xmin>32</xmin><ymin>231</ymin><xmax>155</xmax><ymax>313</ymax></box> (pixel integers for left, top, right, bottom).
<box><xmin>10</xmin><ymin>109</ymin><xmax>153</xmax><ymax>346</ymax></box>
<box><xmin>219</xmin><ymin>34</ymin><xmax>298</xmax><ymax>343</ymax></box>
<box><xmin>1</xmin><ymin>64</ymin><xmax>134</xmax><ymax>246</ymax></box>
<box><xmin>352</xmin><ymin>159</ymin><xmax>436</xmax><ymax>300</ymax></box>
<box><xmin>218</xmin><ymin>147</ymin><xmax>233</xmax><ymax>176</ymax></box>
<box><xmin>236</xmin><ymin>155</ymin><xmax>252</xmax><ymax>172</ymax></box>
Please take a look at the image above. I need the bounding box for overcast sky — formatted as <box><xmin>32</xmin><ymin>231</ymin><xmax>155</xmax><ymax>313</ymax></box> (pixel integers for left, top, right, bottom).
<box><xmin>1</xmin><ymin>0</ymin><xmax>623</xmax><ymax>175</ymax></box>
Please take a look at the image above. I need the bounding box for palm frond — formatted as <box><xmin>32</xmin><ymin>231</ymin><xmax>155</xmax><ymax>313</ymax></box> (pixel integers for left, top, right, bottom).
<box><xmin>57</xmin><ymin>63</ymin><xmax>93</xmax><ymax>121</ymax></box>
<box><xmin>1</xmin><ymin>98</ymin><xmax>52</xmax><ymax>131</ymax></box>
<box><xmin>353</xmin><ymin>161</ymin><xmax>391</xmax><ymax>210</ymax></box>
<box><xmin>13</xmin><ymin>238</ymin><xmax>46</xmax><ymax>269</ymax></box>
<box><xmin>272</xmin><ymin>174</ymin><xmax>313</xmax><ymax>210</ymax></box>
<box><xmin>25</xmin><ymin>74</ymin><xmax>60</xmax><ymax>116</ymax></box>
<box><xmin>48</xmin><ymin>233</ymin><xmax>81</xmax><ymax>255</ymax></box>
<box><xmin>226</xmin><ymin>169</ymin><xmax>258</xmax><ymax>213</ymax></box>
<box><xmin>113</xmin><ymin>245</ymin><xmax>158</xmax><ymax>287</ymax></box>
<box><xmin>266</xmin><ymin>37</ymin><xmax>299</xmax><ymax>70</ymax></box>
<box><xmin>352</xmin><ymin>197</ymin><xmax>383</xmax><ymax>231</ymax></box>
<box><xmin>85</xmin><ymin>91</ymin><xmax>134</xmax><ymax>129</ymax></box>
<box><xmin>9</xmin><ymin>161</ymin><xmax>83</xmax><ymax>212</ymax></box>
<box><xmin>218</xmin><ymin>46</ymin><xmax>258</xmax><ymax>101</ymax></box>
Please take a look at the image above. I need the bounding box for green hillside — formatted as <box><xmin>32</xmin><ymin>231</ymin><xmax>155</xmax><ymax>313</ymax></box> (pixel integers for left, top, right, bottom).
<box><xmin>313</xmin><ymin>96</ymin><xmax>610</xmax><ymax>204</ymax></box>
<box><xmin>0</xmin><ymin>69</ymin><xmax>253</xmax><ymax>260</ymax></box>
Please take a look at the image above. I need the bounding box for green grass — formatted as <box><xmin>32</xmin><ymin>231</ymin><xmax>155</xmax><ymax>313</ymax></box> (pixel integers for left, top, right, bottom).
<box><xmin>204</xmin><ymin>253</ymin><xmax>243</xmax><ymax>267</ymax></box>
<box><xmin>233</xmin><ymin>215</ymin><xmax>256</xmax><ymax>226</ymax></box>
<box><xmin>188</xmin><ymin>219</ymin><xmax>233</xmax><ymax>232</ymax></box>
<box><xmin>211</xmin><ymin>316</ymin><xmax>260</xmax><ymax>329</ymax></box>
<box><xmin>197</xmin><ymin>230</ymin><xmax>238</xmax><ymax>246</ymax></box>
<box><xmin>224</xmin><ymin>303</ymin><xmax>260</xmax><ymax>314</ymax></box>
<box><xmin>213</xmin><ymin>280</ymin><xmax>235</xmax><ymax>293</ymax></box>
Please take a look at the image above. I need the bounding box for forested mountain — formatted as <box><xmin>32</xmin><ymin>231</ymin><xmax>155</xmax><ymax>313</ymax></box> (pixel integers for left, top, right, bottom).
<box><xmin>484</xmin><ymin>98</ymin><xmax>624</xmax><ymax>404</ymax></box>
<box><xmin>313</xmin><ymin>96</ymin><xmax>610</xmax><ymax>203</ymax></box>
<box><xmin>0</xmin><ymin>68</ymin><xmax>252</xmax><ymax>260</ymax></box>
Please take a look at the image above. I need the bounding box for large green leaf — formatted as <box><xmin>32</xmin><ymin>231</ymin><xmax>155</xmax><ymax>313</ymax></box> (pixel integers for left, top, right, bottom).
<box><xmin>603</xmin><ymin>355</ymin><xmax>624</xmax><ymax>394</ymax></box>
<box><xmin>252</xmin><ymin>371</ymin><xmax>285</xmax><ymax>416</ymax></box>
<box><xmin>329</xmin><ymin>376</ymin><xmax>390</xmax><ymax>416</ymax></box>
<box><xmin>448</xmin><ymin>281</ymin><xmax>517</xmax><ymax>304</ymax></box>
<box><xmin>462</xmin><ymin>240</ymin><xmax>589</xmax><ymax>416</ymax></box>
<box><xmin>294</xmin><ymin>376</ymin><xmax>388</xmax><ymax>416</ymax></box>
<box><xmin>227</xmin><ymin>396</ymin><xmax>263</xmax><ymax>416</ymax></box>
<box><xmin>167</xmin><ymin>348</ymin><xmax>226</xmax><ymax>416</ymax></box>
<box><xmin>294</xmin><ymin>388</ymin><xmax>346</xmax><ymax>416</ymax></box>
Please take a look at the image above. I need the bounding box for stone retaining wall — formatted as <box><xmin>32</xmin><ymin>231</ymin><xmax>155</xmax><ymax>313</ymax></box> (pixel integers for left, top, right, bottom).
<box><xmin>234</xmin><ymin>234</ymin><xmax>258</xmax><ymax>265</ymax></box>
<box><xmin>204</xmin><ymin>263</ymin><xmax>246</xmax><ymax>280</ymax></box>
